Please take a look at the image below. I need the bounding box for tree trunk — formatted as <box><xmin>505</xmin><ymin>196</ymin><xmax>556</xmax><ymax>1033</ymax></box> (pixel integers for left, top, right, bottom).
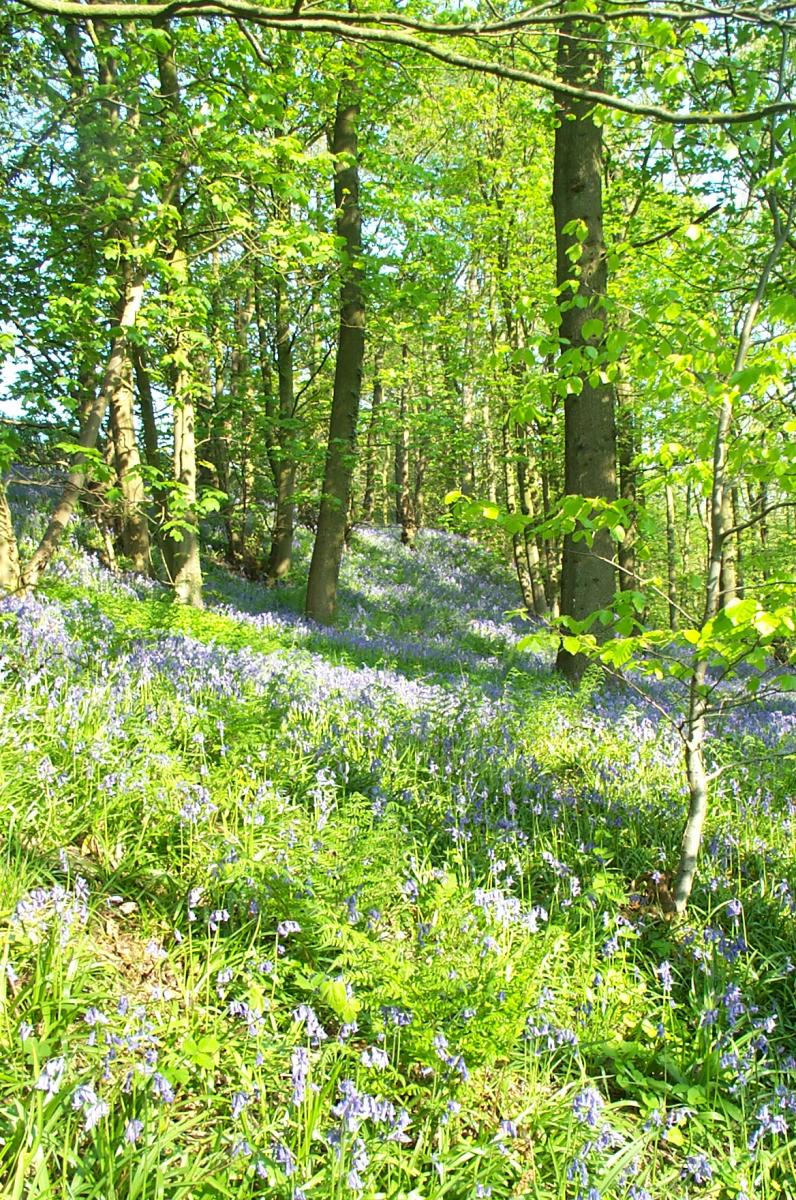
<box><xmin>617</xmin><ymin>383</ymin><xmax>638</xmax><ymax>592</ymax></box>
<box><xmin>305</xmin><ymin>70</ymin><xmax>365</xmax><ymax>624</ymax></box>
<box><xmin>719</xmin><ymin>484</ymin><xmax>737</xmax><ymax>605</ymax></box>
<box><xmin>732</xmin><ymin>485</ymin><xmax>745</xmax><ymax>599</ymax></box>
<box><xmin>673</xmin><ymin>222</ymin><xmax>788</xmax><ymax>912</ymax></box>
<box><xmin>516</xmin><ymin>438</ymin><xmax>548</xmax><ymax>616</ymax></box>
<box><xmin>395</xmin><ymin>350</ymin><xmax>417</xmax><ymax>548</ymax></box>
<box><xmin>665</xmin><ymin>482</ymin><xmax>678</xmax><ymax>631</ymax></box>
<box><xmin>169</xmin><ymin>247</ymin><xmax>203</xmax><ymax>608</ymax></box>
<box><xmin>553</xmin><ymin>20</ymin><xmax>617</xmax><ymax>685</ymax></box>
<box><xmin>361</xmin><ymin>351</ymin><xmax>383</xmax><ymax>525</ymax></box>
<box><xmin>265</xmin><ymin>273</ymin><xmax>296</xmax><ymax>584</ymax></box>
<box><xmin>503</xmin><ymin>418</ymin><xmax>535</xmax><ymax>613</ymax></box>
<box><xmin>460</xmin><ymin>376</ymin><xmax>475</xmax><ymax>497</ymax></box>
<box><xmin>482</xmin><ymin>397</ymin><xmax>499</xmax><ymax>506</ymax></box>
<box><xmin>109</xmin><ymin>322</ymin><xmax>151</xmax><ymax>573</ymax></box>
<box><xmin>0</xmin><ymin>482</ymin><xmax>21</xmax><ymax>594</ymax></box>
<box><xmin>21</xmin><ymin>273</ymin><xmax>146</xmax><ymax>591</ymax></box>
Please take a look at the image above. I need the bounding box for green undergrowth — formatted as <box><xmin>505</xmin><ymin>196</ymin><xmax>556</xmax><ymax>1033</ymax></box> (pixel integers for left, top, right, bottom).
<box><xmin>1</xmin><ymin>530</ymin><xmax>796</xmax><ymax>1200</ymax></box>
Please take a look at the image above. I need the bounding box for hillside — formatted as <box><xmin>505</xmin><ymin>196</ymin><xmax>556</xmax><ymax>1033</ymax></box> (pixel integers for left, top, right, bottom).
<box><xmin>1</xmin><ymin>524</ymin><xmax>796</xmax><ymax>1200</ymax></box>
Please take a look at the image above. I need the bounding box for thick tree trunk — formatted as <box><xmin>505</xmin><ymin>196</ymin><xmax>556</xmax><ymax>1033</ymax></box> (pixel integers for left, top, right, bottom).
<box><xmin>21</xmin><ymin>273</ymin><xmax>146</xmax><ymax>591</ymax></box>
<box><xmin>553</xmin><ymin>22</ymin><xmax>617</xmax><ymax>685</ymax></box>
<box><xmin>361</xmin><ymin>352</ymin><xmax>383</xmax><ymax>525</ymax></box>
<box><xmin>109</xmin><ymin>329</ymin><xmax>151</xmax><ymax>574</ymax></box>
<box><xmin>0</xmin><ymin>482</ymin><xmax>21</xmax><ymax>594</ymax></box>
<box><xmin>306</xmin><ymin>72</ymin><xmax>365</xmax><ymax>623</ymax></box>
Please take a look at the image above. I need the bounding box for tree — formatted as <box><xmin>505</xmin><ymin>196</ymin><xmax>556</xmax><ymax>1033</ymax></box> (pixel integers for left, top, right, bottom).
<box><xmin>305</xmin><ymin>59</ymin><xmax>365</xmax><ymax>624</ymax></box>
<box><xmin>552</xmin><ymin>16</ymin><xmax>617</xmax><ymax>684</ymax></box>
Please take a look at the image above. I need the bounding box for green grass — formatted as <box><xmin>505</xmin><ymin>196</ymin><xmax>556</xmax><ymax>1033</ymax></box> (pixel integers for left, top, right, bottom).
<box><xmin>1</xmin><ymin>530</ymin><xmax>795</xmax><ymax>1200</ymax></box>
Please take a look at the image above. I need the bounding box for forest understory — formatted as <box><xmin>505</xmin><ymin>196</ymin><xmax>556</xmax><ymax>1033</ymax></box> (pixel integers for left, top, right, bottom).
<box><xmin>1</xmin><ymin>500</ymin><xmax>796</xmax><ymax>1200</ymax></box>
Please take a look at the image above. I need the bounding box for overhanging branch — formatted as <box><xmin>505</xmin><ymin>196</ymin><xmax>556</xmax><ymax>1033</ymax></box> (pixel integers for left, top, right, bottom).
<box><xmin>13</xmin><ymin>0</ymin><xmax>796</xmax><ymax>126</ymax></box>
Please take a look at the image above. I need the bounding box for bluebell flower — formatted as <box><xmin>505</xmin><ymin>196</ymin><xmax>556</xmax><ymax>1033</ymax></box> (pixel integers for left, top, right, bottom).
<box><xmin>681</xmin><ymin>1153</ymin><xmax>713</xmax><ymax>1184</ymax></box>
<box><xmin>123</xmin><ymin>1118</ymin><xmax>144</xmax><ymax>1145</ymax></box>
<box><xmin>72</xmin><ymin>1084</ymin><xmax>109</xmax><ymax>1131</ymax></box>
<box><xmin>35</xmin><ymin>1057</ymin><xmax>65</xmax><ymax>1098</ymax></box>
<box><xmin>360</xmin><ymin>1046</ymin><xmax>389</xmax><ymax>1069</ymax></box>
<box><xmin>572</xmin><ymin>1087</ymin><xmax>604</xmax><ymax>1128</ymax></box>
<box><xmin>151</xmin><ymin>1073</ymin><xmax>174</xmax><ymax>1103</ymax></box>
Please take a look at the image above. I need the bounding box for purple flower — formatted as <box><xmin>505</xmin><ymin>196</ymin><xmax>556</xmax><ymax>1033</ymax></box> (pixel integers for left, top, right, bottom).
<box><xmin>291</xmin><ymin>1046</ymin><xmax>309</xmax><ymax>1105</ymax></box>
<box><xmin>231</xmin><ymin>1091</ymin><xmax>249</xmax><ymax>1119</ymax></box>
<box><xmin>681</xmin><ymin>1153</ymin><xmax>713</xmax><ymax>1185</ymax></box>
<box><xmin>277</xmin><ymin>920</ymin><xmax>301</xmax><ymax>937</ymax></box>
<box><xmin>151</xmin><ymin>1073</ymin><xmax>174</xmax><ymax>1104</ymax></box>
<box><xmin>656</xmin><ymin>960</ymin><xmax>673</xmax><ymax>992</ymax></box>
<box><xmin>35</xmin><ymin>1056</ymin><xmax>65</xmax><ymax>1098</ymax></box>
<box><xmin>360</xmin><ymin>1046</ymin><xmax>389</xmax><ymax>1069</ymax></box>
<box><xmin>572</xmin><ymin>1087</ymin><xmax>604</xmax><ymax>1128</ymax></box>
<box><xmin>271</xmin><ymin>1140</ymin><xmax>295</xmax><ymax>1177</ymax></box>
<box><xmin>123</xmin><ymin>1118</ymin><xmax>144</xmax><ymax>1145</ymax></box>
<box><xmin>748</xmin><ymin>1104</ymin><xmax>788</xmax><ymax>1150</ymax></box>
<box><xmin>71</xmin><ymin>1084</ymin><xmax>109</xmax><ymax>1131</ymax></box>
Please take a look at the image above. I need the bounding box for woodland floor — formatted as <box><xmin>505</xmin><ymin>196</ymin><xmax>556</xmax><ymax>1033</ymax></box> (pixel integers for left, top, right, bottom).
<box><xmin>1</xmin><ymin>506</ymin><xmax>796</xmax><ymax>1200</ymax></box>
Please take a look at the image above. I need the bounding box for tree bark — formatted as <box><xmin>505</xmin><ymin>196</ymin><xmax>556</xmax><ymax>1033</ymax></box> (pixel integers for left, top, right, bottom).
<box><xmin>360</xmin><ymin>351</ymin><xmax>383</xmax><ymax>525</ymax></box>
<box><xmin>502</xmin><ymin>418</ymin><xmax>536</xmax><ymax>614</ymax></box>
<box><xmin>265</xmin><ymin>271</ymin><xmax>297</xmax><ymax>584</ymax></box>
<box><xmin>305</xmin><ymin>68</ymin><xmax>365</xmax><ymax>623</ymax></box>
<box><xmin>665</xmin><ymin>481</ymin><xmax>678</xmax><ymax>631</ymax></box>
<box><xmin>516</xmin><ymin>436</ymin><xmax>548</xmax><ymax>616</ymax></box>
<box><xmin>0</xmin><ymin>482</ymin><xmax>21</xmax><ymax>594</ymax></box>
<box><xmin>395</xmin><ymin>351</ymin><xmax>417</xmax><ymax>549</ymax></box>
<box><xmin>109</xmin><ymin>320</ymin><xmax>151</xmax><ymax>573</ymax></box>
<box><xmin>21</xmin><ymin>273</ymin><xmax>146</xmax><ymax>591</ymax></box>
<box><xmin>617</xmin><ymin>382</ymin><xmax>638</xmax><ymax>592</ymax></box>
<box><xmin>553</xmin><ymin>19</ymin><xmax>617</xmax><ymax>684</ymax></box>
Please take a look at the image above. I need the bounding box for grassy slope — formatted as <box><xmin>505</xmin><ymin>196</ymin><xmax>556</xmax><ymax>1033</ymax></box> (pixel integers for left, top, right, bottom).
<box><xmin>1</xmin><ymin>524</ymin><xmax>795</xmax><ymax>1200</ymax></box>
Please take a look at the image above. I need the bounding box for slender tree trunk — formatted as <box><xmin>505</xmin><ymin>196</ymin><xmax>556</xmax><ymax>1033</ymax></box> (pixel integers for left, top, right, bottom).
<box><xmin>665</xmin><ymin>482</ymin><xmax>678</xmax><ymax>631</ymax></box>
<box><xmin>516</xmin><ymin>439</ymin><xmax>548</xmax><ymax>616</ymax></box>
<box><xmin>0</xmin><ymin>482</ymin><xmax>21</xmax><ymax>594</ymax></box>
<box><xmin>732</xmin><ymin>485</ymin><xmax>745</xmax><ymax>599</ymax></box>
<box><xmin>673</xmin><ymin>222</ymin><xmax>788</xmax><ymax>912</ymax></box>
<box><xmin>539</xmin><ymin>440</ymin><xmax>560</xmax><ymax>615</ymax></box>
<box><xmin>719</xmin><ymin>485</ymin><xmax>737</xmax><ymax>605</ymax></box>
<box><xmin>482</xmin><ymin>398</ymin><xmax>499</xmax><ymax>506</ymax></box>
<box><xmin>395</xmin><ymin>349</ymin><xmax>417</xmax><ymax>548</ymax></box>
<box><xmin>361</xmin><ymin>352</ymin><xmax>383</xmax><ymax>525</ymax></box>
<box><xmin>617</xmin><ymin>383</ymin><xmax>638</xmax><ymax>592</ymax></box>
<box><xmin>265</xmin><ymin>273</ymin><xmax>296</xmax><ymax>583</ymax></box>
<box><xmin>21</xmin><ymin>274</ymin><xmax>146</xmax><ymax>591</ymax></box>
<box><xmin>460</xmin><ymin>377</ymin><xmax>475</xmax><ymax>497</ymax></box>
<box><xmin>169</xmin><ymin>247</ymin><xmax>203</xmax><ymax>607</ymax></box>
<box><xmin>503</xmin><ymin>418</ymin><xmax>535</xmax><ymax>613</ymax></box>
<box><xmin>553</xmin><ymin>20</ymin><xmax>617</xmax><ymax>684</ymax></box>
<box><xmin>306</xmin><ymin>70</ymin><xmax>365</xmax><ymax>623</ymax></box>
